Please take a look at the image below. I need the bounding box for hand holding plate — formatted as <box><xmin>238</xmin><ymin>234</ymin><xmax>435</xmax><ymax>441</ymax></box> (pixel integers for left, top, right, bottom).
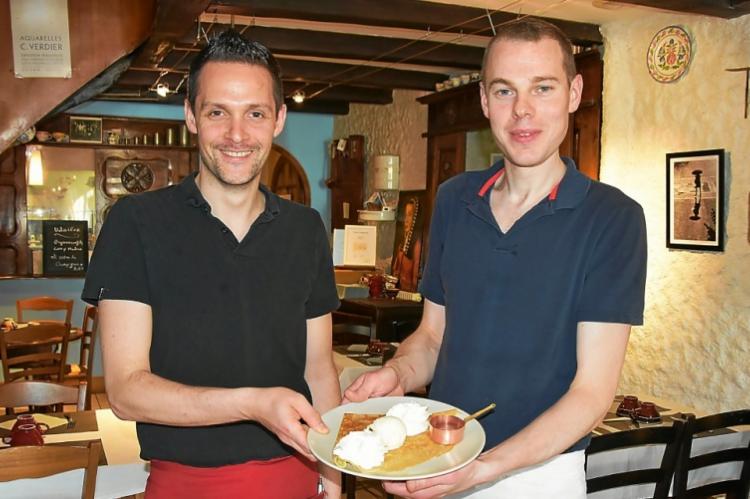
<box><xmin>342</xmin><ymin>365</ymin><xmax>403</xmax><ymax>404</ymax></box>
<box><xmin>250</xmin><ymin>386</ymin><xmax>327</xmax><ymax>461</ymax></box>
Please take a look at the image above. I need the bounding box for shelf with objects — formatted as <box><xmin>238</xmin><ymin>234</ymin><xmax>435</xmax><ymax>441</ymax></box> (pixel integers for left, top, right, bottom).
<box><xmin>0</xmin><ymin>114</ymin><xmax>199</xmax><ymax>277</ymax></box>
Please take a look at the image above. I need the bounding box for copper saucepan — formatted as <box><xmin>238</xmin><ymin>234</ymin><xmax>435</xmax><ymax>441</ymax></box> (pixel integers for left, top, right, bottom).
<box><xmin>428</xmin><ymin>403</ymin><xmax>496</xmax><ymax>445</ymax></box>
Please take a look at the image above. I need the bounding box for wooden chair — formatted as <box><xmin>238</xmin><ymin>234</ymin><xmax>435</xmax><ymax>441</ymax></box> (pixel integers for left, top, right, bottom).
<box><xmin>16</xmin><ymin>296</ymin><xmax>74</xmax><ymax>325</ymax></box>
<box><xmin>585</xmin><ymin>418</ymin><xmax>687</xmax><ymax>499</ymax></box>
<box><xmin>0</xmin><ymin>322</ymin><xmax>71</xmax><ymax>383</ymax></box>
<box><xmin>673</xmin><ymin>409</ymin><xmax>750</xmax><ymax>499</ymax></box>
<box><xmin>0</xmin><ymin>440</ymin><xmax>102</xmax><ymax>499</ymax></box>
<box><xmin>0</xmin><ymin>380</ymin><xmax>87</xmax><ymax>413</ymax></box>
<box><xmin>64</xmin><ymin>306</ymin><xmax>97</xmax><ymax>409</ymax></box>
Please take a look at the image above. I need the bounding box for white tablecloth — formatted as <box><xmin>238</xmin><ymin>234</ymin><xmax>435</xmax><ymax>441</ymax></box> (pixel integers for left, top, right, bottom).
<box><xmin>333</xmin><ymin>351</ymin><xmax>379</xmax><ymax>395</ymax></box>
<box><xmin>0</xmin><ymin>409</ymin><xmax>149</xmax><ymax>499</ymax></box>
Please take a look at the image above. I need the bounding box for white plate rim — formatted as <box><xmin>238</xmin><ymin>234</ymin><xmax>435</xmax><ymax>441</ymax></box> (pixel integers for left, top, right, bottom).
<box><xmin>307</xmin><ymin>396</ymin><xmax>486</xmax><ymax>480</ymax></box>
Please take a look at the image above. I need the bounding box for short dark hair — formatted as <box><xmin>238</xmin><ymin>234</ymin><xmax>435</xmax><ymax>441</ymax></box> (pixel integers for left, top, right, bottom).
<box><xmin>187</xmin><ymin>29</ymin><xmax>283</xmax><ymax>112</ymax></box>
<box><xmin>481</xmin><ymin>18</ymin><xmax>576</xmax><ymax>84</ymax></box>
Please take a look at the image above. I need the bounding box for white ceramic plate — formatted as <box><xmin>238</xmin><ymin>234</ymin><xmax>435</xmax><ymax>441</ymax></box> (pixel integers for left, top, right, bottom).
<box><xmin>307</xmin><ymin>396</ymin><xmax>486</xmax><ymax>480</ymax></box>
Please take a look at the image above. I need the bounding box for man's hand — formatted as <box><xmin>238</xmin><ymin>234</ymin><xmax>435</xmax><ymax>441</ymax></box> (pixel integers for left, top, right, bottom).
<box><xmin>342</xmin><ymin>365</ymin><xmax>403</xmax><ymax>404</ymax></box>
<box><xmin>249</xmin><ymin>387</ymin><xmax>328</xmax><ymax>461</ymax></box>
<box><xmin>383</xmin><ymin>456</ymin><xmax>494</xmax><ymax>498</ymax></box>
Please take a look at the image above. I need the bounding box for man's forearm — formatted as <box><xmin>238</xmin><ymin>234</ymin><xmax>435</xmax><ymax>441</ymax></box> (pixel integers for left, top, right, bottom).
<box><xmin>306</xmin><ymin>357</ymin><xmax>342</xmax><ymax>497</ymax></box>
<box><xmin>481</xmin><ymin>384</ymin><xmax>611</xmax><ymax>478</ymax></box>
<box><xmin>385</xmin><ymin>325</ymin><xmax>441</xmax><ymax>394</ymax></box>
<box><xmin>106</xmin><ymin>369</ymin><xmax>258</xmax><ymax>426</ymax></box>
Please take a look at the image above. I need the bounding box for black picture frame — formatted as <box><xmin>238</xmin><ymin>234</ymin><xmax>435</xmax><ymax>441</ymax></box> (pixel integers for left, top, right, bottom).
<box><xmin>69</xmin><ymin>116</ymin><xmax>102</xmax><ymax>144</ymax></box>
<box><xmin>666</xmin><ymin>149</ymin><xmax>725</xmax><ymax>251</ymax></box>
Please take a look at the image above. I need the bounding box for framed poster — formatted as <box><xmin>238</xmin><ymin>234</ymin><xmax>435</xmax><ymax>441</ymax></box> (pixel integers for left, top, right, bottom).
<box><xmin>666</xmin><ymin>149</ymin><xmax>724</xmax><ymax>251</ymax></box>
<box><xmin>392</xmin><ymin>191</ymin><xmax>426</xmax><ymax>292</ymax></box>
<box><xmin>69</xmin><ymin>116</ymin><xmax>102</xmax><ymax>144</ymax></box>
<box><xmin>42</xmin><ymin>220</ymin><xmax>88</xmax><ymax>275</ymax></box>
<box><xmin>343</xmin><ymin>225</ymin><xmax>376</xmax><ymax>267</ymax></box>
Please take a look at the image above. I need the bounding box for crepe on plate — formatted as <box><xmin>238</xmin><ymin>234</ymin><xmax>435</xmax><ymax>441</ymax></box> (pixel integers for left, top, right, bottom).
<box><xmin>334</xmin><ymin>410</ymin><xmax>457</xmax><ymax>472</ymax></box>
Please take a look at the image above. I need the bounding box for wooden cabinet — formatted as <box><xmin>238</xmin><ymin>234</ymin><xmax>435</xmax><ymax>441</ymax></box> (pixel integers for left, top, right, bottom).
<box><xmin>326</xmin><ymin>135</ymin><xmax>365</xmax><ymax>230</ymax></box>
<box><xmin>0</xmin><ymin>147</ymin><xmax>28</xmax><ymax>275</ymax></box>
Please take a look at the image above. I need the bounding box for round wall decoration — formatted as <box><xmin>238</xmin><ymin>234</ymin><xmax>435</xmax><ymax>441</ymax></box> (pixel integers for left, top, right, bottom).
<box><xmin>121</xmin><ymin>162</ymin><xmax>155</xmax><ymax>193</ymax></box>
<box><xmin>647</xmin><ymin>25</ymin><xmax>692</xmax><ymax>83</ymax></box>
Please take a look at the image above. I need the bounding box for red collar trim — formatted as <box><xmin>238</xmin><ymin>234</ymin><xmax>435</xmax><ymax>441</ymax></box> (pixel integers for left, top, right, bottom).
<box><xmin>477</xmin><ymin>169</ymin><xmax>505</xmax><ymax>197</ymax></box>
<box><xmin>477</xmin><ymin>169</ymin><xmax>562</xmax><ymax>201</ymax></box>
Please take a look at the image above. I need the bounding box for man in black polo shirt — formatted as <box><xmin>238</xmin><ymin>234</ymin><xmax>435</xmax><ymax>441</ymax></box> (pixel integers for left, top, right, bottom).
<box><xmin>343</xmin><ymin>19</ymin><xmax>647</xmax><ymax>498</ymax></box>
<box><xmin>83</xmin><ymin>31</ymin><xmax>340</xmax><ymax>498</ymax></box>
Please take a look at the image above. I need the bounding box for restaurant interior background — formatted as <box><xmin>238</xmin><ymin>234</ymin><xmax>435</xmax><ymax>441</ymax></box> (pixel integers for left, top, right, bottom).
<box><xmin>0</xmin><ymin>0</ymin><xmax>748</xmax><ymax>418</ymax></box>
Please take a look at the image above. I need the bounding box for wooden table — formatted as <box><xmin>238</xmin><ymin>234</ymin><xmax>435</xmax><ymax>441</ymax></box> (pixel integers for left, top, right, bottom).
<box><xmin>334</xmin><ymin>298</ymin><xmax>423</xmax><ymax>342</ymax></box>
<box><xmin>0</xmin><ymin>409</ymin><xmax>148</xmax><ymax>498</ymax></box>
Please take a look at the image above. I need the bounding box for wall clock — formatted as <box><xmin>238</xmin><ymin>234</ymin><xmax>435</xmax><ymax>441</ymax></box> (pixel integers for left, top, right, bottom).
<box><xmin>647</xmin><ymin>26</ymin><xmax>692</xmax><ymax>83</ymax></box>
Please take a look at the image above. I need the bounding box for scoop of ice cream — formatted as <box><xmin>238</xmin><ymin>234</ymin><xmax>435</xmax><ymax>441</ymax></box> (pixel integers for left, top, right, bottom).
<box><xmin>368</xmin><ymin>416</ymin><xmax>407</xmax><ymax>450</ymax></box>
<box><xmin>333</xmin><ymin>430</ymin><xmax>387</xmax><ymax>469</ymax></box>
<box><xmin>386</xmin><ymin>402</ymin><xmax>430</xmax><ymax>436</ymax></box>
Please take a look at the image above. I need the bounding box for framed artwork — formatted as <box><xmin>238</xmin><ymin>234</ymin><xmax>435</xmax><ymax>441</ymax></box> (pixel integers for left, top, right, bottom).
<box><xmin>69</xmin><ymin>116</ymin><xmax>102</xmax><ymax>144</ymax></box>
<box><xmin>392</xmin><ymin>191</ymin><xmax>427</xmax><ymax>292</ymax></box>
<box><xmin>666</xmin><ymin>149</ymin><xmax>725</xmax><ymax>251</ymax></box>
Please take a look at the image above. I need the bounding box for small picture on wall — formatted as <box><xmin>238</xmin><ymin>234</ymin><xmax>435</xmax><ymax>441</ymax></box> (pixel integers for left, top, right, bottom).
<box><xmin>392</xmin><ymin>191</ymin><xmax>426</xmax><ymax>292</ymax></box>
<box><xmin>69</xmin><ymin>116</ymin><xmax>102</xmax><ymax>144</ymax></box>
<box><xmin>666</xmin><ymin>149</ymin><xmax>724</xmax><ymax>251</ymax></box>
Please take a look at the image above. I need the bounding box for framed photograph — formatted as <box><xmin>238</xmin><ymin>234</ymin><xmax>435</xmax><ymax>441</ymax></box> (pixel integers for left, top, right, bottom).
<box><xmin>667</xmin><ymin>149</ymin><xmax>725</xmax><ymax>251</ymax></box>
<box><xmin>392</xmin><ymin>191</ymin><xmax>427</xmax><ymax>292</ymax></box>
<box><xmin>69</xmin><ymin>116</ymin><xmax>102</xmax><ymax>144</ymax></box>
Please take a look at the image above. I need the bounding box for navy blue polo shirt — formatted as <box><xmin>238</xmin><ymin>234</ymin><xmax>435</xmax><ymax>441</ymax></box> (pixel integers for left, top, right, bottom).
<box><xmin>82</xmin><ymin>173</ymin><xmax>339</xmax><ymax>466</ymax></box>
<box><xmin>421</xmin><ymin>158</ymin><xmax>647</xmax><ymax>452</ymax></box>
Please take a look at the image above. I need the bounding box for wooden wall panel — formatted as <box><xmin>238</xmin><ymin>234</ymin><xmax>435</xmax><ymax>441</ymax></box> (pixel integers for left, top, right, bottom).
<box><xmin>0</xmin><ymin>0</ymin><xmax>157</xmax><ymax>152</ymax></box>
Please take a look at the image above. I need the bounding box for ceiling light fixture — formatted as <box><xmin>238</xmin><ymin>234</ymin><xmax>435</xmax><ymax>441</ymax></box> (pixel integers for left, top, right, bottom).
<box><xmin>156</xmin><ymin>83</ymin><xmax>170</xmax><ymax>98</ymax></box>
<box><xmin>292</xmin><ymin>90</ymin><xmax>305</xmax><ymax>104</ymax></box>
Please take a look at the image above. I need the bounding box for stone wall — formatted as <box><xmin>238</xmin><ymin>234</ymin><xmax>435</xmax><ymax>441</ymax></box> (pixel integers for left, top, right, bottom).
<box><xmin>600</xmin><ymin>14</ymin><xmax>750</xmax><ymax>412</ymax></box>
<box><xmin>333</xmin><ymin>90</ymin><xmax>428</xmax><ymax>194</ymax></box>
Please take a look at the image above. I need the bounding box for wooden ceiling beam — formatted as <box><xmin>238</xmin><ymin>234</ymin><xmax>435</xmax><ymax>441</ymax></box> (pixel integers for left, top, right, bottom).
<box><xmin>132</xmin><ymin>0</ymin><xmax>211</xmax><ymax>68</ymax></box>
<box><xmin>284</xmin><ymin>99</ymin><xmax>350</xmax><ymax>115</ymax></box>
<box><xmin>610</xmin><ymin>0</ymin><xmax>750</xmax><ymax>18</ymax></box>
<box><xmin>280</xmin><ymin>59</ymin><xmax>445</xmax><ymax>90</ymax></box>
<box><xmin>174</xmin><ymin>25</ymin><xmax>485</xmax><ymax>70</ymax></box>
<box><xmin>284</xmin><ymin>83</ymin><xmax>393</xmax><ymax>104</ymax></box>
<box><xmin>207</xmin><ymin>0</ymin><xmax>602</xmax><ymax>44</ymax></box>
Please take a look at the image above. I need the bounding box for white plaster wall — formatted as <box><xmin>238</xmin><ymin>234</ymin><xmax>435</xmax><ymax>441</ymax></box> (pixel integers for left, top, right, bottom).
<box><xmin>333</xmin><ymin>90</ymin><xmax>428</xmax><ymax>193</ymax></box>
<box><xmin>600</xmin><ymin>14</ymin><xmax>750</xmax><ymax>413</ymax></box>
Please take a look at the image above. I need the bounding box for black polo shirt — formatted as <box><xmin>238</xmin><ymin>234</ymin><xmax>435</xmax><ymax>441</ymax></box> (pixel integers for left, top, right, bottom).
<box><xmin>82</xmin><ymin>173</ymin><xmax>339</xmax><ymax>466</ymax></box>
<box><xmin>421</xmin><ymin>158</ymin><xmax>647</xmax><ymax>453</ymax></box>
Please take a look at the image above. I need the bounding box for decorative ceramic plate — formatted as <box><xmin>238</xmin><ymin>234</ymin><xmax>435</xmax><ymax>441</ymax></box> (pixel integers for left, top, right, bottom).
<box><xmin>308</xmin><ymin>396</ymin><xmax>486</xmax><ymax>480</ymax></box>
<box><xmin>647</xmin><ymin>26</ymin><xmax>692</xmax><ymax>83</ymax></box>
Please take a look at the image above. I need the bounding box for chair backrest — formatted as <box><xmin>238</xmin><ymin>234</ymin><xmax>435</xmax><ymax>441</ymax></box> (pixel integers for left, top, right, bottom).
<box><xmin>0</xmin><ymin>440</ymin><xmax>101</xmax><ymax>499</ymax></box>
<box><xmin>0</xmin><ymin>380</ymin><xmax>86</xmax><ymax>412</ymax></box>
<box><xmin>673</xmin><ymin>409</ymin><xmax>750</xmax><ymax>499</ymax></box>
<box><xmin>0</xmin><ymin>323</ymin><xmax>71</xmax><ymax>383</ymax></box>
<box><xmin>78</xmin><ymin>306</ymin><xmax>98</xmax><ymax>371</ymax></box>
<box><xmin>586</xmin><ymin>418</ymin><xmax>687</xmax><ymax>499</ymax></box>
<box><xmin>16</xmin><ymin>296</ymin><xmax>74</xmax><ymax>325</ymax></box>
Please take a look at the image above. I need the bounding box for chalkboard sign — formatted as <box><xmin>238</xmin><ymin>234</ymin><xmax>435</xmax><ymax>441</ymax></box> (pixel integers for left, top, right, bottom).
<box><xmin>42</xmin><ymin>220</ymin><xmax>89</xmax><ymax>276</ymax></box>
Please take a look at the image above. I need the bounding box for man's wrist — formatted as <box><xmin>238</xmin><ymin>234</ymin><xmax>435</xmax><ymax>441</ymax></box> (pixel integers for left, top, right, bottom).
<box><xmin>383</xmin><ymin>360</ymin><xmax>406</xmax><ymax>394</ymax></box>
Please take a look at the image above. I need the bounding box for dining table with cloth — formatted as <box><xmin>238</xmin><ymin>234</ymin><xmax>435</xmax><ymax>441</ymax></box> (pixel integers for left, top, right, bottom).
<box><xmin>0</xmin><ymin>409</ymin><xmax>149</xmax><ymax>499</ymax></box>
<box><xmin>587</xmin><ymin>394</ymin><xmax>749</xmax><ymax>498</ymax></box>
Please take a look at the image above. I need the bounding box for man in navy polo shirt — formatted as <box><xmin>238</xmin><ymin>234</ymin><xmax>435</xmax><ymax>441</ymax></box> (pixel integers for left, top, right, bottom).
<box><xmin>83</xmin><ymin>31</ymin><xmax>340</xmax><ymax>498</ymax></box>
<box><xmin>344</xmin><ymin>19</ymin><xmax>646</xmax><ymax>498</ymax></box>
